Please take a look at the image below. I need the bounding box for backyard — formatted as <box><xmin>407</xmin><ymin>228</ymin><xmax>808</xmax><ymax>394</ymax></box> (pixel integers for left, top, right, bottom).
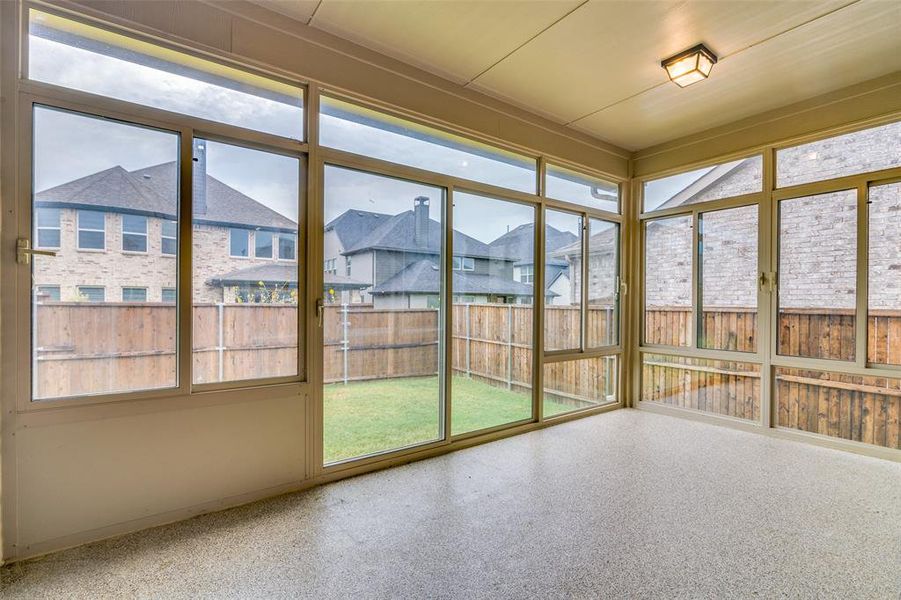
<box><xmin>323</xmin><ymin>375</ymin><xmax>578</xmax><ymax>463</ymax></box>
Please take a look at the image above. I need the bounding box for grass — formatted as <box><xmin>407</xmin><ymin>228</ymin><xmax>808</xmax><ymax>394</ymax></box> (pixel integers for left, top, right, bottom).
<box><xmin>323</xmin><ymin>376</ymin><xmax>577</xmax><ymax>464</ymax></box>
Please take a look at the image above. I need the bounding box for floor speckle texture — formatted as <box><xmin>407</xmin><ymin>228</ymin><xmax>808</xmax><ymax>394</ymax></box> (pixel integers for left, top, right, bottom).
<box><xmin>2</xmin><ymin>409</ymin><xmax>900</xmax><ymax>599</ymax></box>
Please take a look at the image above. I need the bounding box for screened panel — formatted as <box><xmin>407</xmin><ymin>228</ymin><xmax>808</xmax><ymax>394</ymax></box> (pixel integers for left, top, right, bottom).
<box><xmin>868</xmin><ymin>182</ymin><xmax>901</xmax><ymax>366</ymax></box>
<box><xmin>546</xmin><ymin>164</ymin><xmax>618</xmax><ymax>213</ymax></box>
<box><xmin>543</xmin><ymin>356</ymin><xmax>617</xmax><ymax>418</ymax></box>
<box><xmin>320</xmin><ymin>95</ymin><xmax>536</xmax><ymax>193</ymax></box>
<box><xmin>644</xmin><ymin>215</ymin><xmax>692</xmax><ymax>346</ymax></box>
<box><xmin>643</xmin><ymin>156</ymin><xmax>762</xmax><ymax>212</ymax></box>
<box><xmin>777</xmin><ymin>121</ymin><xmax>901</xmax><ymax>188</ymax></box>
<box><xmin>586</xmin><ymin>219</ymin><xmax>619</xmax><ymax>348</ymax></box>
<box><xmin>544</xmin><ymin>209</ymin><xmax>582</xmax><ymax>351</ymax></box>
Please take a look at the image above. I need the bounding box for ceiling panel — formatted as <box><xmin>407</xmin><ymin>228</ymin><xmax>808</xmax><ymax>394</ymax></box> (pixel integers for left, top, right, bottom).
<box><xmin>572</xmin><ymin>0</ymin><xmax>901</xmax><ymax>149</ymax></box>
<box><xmin>305</xmin><ymin>0</ymin><xmax>582</xmax><ymax>84</ymax></box>
<box><xmin>470</xmin><ymin>0</ymin><xmax>852</xmax><ymax>124</ymax></box>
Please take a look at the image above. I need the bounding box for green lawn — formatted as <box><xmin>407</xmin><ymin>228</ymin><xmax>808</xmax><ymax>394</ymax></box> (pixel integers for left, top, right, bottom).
<box><xmin>323</xmin><ymin>376</ymin><xmax>576</xmax><ymax>463</ymax></box>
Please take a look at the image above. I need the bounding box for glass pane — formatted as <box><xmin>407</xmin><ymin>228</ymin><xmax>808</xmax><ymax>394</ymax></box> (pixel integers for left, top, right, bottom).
<box><xmin>543</xmin><ymin>356</ymin><xmax>617</xmax><ymax>418</ymax></box>
<box><xmin>778</xmin><ymin>190</ymin><xmax>857</xmax><ymax>361</ymax></box>
<box><xmin>642</xmin><ymin>354</ymin><xmax>761</xmax><ymax>421</ymax></box>
<box><xmin>586</xmin><ymin>219</ymin><xmax>619</xmax><ymax>348</ymax></box>
<box><xmin>544</xmin><ymin>210</ymin><xmax>581</xmax><ymax>351</ymax></box>
<box><xmin>644</xmin><ymin>215</ymin><xmax>692</xmax><ymax>346</ymax></box>
<box><xmin>546</xmin><ymin>164</ymin><xmax>618</xmax><ymax>213</ymax></box>
<box><xmin>192</xmin><ymin>139</ymin><xmax>300</xmax><ymax>384</ymax></box>
<box><xmin>643</xmin><ymin>156</ymin><xmax>762</xmax><ymax>212</ymax></box>
<box><xmin>775</xmin><ymin>367</ymin><xmax>899</xmax><ymax>449</ymax></box>
<box><xmin>278</xmin><ymin>235</ymin><xmax>296</xmax><ymax>260</ymax></box>
<box><xmin>868</xmin><ymin>182</ymin><xmax>901</xmax><ymax>366</ymax></box>
<box><xmin>320</xmin><ymin>95</ymin><xmax>535</xmax><ymax>193</ymax></box>
<box><xmin>122</xmin><ymin>288</ymin><xmax>147</xmax><ymax>302</ymax></box>
<box><xmin>451</xmin><ymin>192</ymin><xmax>535</xmax><ymax>435</ymax></box>
<box><xmin>323</xmin><ymin>165</ymin><xmax>445</xmax><ymax>463</ymax></box>
<box><xmin>255</xmin><ymin>231</ymin><xmax>273</xmax><ymax>258</ymax></box>
<box><xmin>32</xmin><ymin>106</ymin><xmax>178</xmax><ymax>399</ymax></box>
<box><xmin>29</xmin><ymin>9</ymin><xmax>303</xmax><ymax>140</ymax></box>
<box><xmin>777</xmin><ymin>121</ymin><xmax>901</xmax><ymax>188</ymax></box>
<box><xmin>699</xmin><ymin>205</ymin><xmax>758</xmax><ymax>352</ymax></box>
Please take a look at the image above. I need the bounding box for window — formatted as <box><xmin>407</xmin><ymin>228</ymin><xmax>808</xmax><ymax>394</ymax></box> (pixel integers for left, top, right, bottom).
<box><xmin>32</xmin><ymin>106</ymin><xmax>179</xmax><ymax>400</ymax></box>
<box><xmin>452</xmin><ymin>256</ymin><xmax>475</xmax><ymax>271</ymax></box>
<box><xmin>452</xmin><ymin>191</ymin><xmax>535</xmax><ymax>435</ymax></box>
<box><xmin>28</xmin><ymin>9</ymin><xmax>304</xmax><ymax>140</ymax></box>
<box><xmin>192</xmin><ymin>139</ymin><xmax>300</xmax><ymax>385</ymax></box>
<box><xmin>161</xmin><ymin>288</ymin><xmax>176</xmax><ymax>304</ymax></box>
<box><xmin>279</xmin><ymin>234</ymin><xmax>296</xmax><ymax>261</ymax></box>
<box><xmin>643</xmin><ymin>156</ymin><xmax>762</xmax><ymax>212</ymax></box>
<box><xmin>544</xmin><ymin>356</ymin><xmax>617</xmax><ymax>418</ymax></box>
<box><xmin>777</xmin><ymin>121</ymin><xmax>901</xmax><ymax>188</ymax></box>
<box><xmin>699</xmin><ymin>205</ymin><xmax>759</xmax><ymax>352</ymax></box>
<box><xmin>545</xmin><ymin>210</ymin><xmax>582</xmax><ymax>351</ymax></box>
<box><xmin>320</xmin><ymin>95</ymin><xmax>536</xmax><ymax>193</ymax></box>
<box><xmin>77</xmin><ymin>286</ymin><xmax>105</xmax><ymax>302</ymax></box>
<box><xmin>586</xmin><ymin>219</ymin><xmax>619</xmax><ymax>348</ymax></box>
<box><xmin>775</xmin><ymin>368</ymin><xmax>899</xmax><ymax>449</ymax></box>
<box><xmin>122</xmin><ymin>287</ymin><xmax>147</xmax><ymax>302</ymax></box>
<box><xmin>345</xmin><ymin>256</ymin><xmax>352</xmax><ymax>277</ymax></box>
<box><xmin>324</xmin><ymin>258</ymin><xmax>337</xmax><ymax>274</ymax></box>
<box><xmin>230</xmin><ymin>229</ymin><xmax>249</xmax><ymax>257</ymax></box>
<box><xmin>323</xmin><ymin>165</ymin><xmax>445</xmax><ymax>463</ymax></box>
<box><xmin>546</xmin><ymin>164</ymin><xmax>619</xmax><ymax>213</ymax></box>
<box><xmin>519</xmin><ymin>265</ymin><xmax>534</xmax><ymax>284</ymax></box>
<box><xmin>778</xmin><ymin>190</ymin><xmax>857</xmax><ymax>361</ymax></box>
<box><xmin>869</xmin><ymin>182</ymin><xmax>901</xmax><ymax>366</ymax></box>
<box><xmin>122</xmin><ymin>214</ymin><xmax>148</xmax><ymax>252</ymax></box>
<box><xmin>643</xmin><ymin>354</ymin><xmax>760</xmax><ymax>421</ymax></box>
<box><xmin>644</xmin><ymin>215</ymin><xmax>692</xmax><ymax>346</ymax></box>
<box><xmin>161</xmin><ymin>220</ymin><xmax>177</xmax><ymax>255</ymax></box>
<box><xmin>77</xmin><ymin>210</ymin><xmax>105</xmax><ymax>250</ymax></box>
<box><xmin>255</xmin><ymin>231</ymin><xmax>273</xmax><ymax>259</ymax></box>
<box><xmin>35</xmin><ymin>207</ymin><xmax>61</xmax><ymax>248</ymax></box>
<box><xmin>36</xmin><ymin>285</ymin><xmax>60</xmax><ymax>302</ymax></box>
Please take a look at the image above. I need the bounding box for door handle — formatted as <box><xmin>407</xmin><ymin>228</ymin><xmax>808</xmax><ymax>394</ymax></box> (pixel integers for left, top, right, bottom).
<box><xmin>316</xmin><ymin>298</ymin><xmax>324</xmax><ymax>328</ymax></box>
<box><xmin>17</xmin><ymin>238</ymin><xmax>57</xmax><ymax>264</ymax></box>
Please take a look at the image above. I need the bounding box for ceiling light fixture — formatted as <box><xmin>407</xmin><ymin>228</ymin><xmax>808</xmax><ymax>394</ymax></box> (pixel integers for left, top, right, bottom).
<box><xmin>661</xmin><ymin>43</ymin><xmax>718</xmax><ymax>88</ymax></box>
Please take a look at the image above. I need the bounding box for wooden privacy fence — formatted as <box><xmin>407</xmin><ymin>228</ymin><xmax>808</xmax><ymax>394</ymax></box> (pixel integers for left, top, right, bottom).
<box><xmin>643</xmin><ymin>307</ymin><xmax>901</xmax><ymax>449</ymax></box>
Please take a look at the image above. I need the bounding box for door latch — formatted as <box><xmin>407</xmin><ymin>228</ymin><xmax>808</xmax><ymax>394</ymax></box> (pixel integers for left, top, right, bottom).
<box><xmin>316</xmin><ymin>298</ymin><xmax>325</xmax><ymax>328</ymax></box>
<box><xmin>16</xmin><ymin>238</ymin><xmax>57</xmax><ymax>264</ymax></box>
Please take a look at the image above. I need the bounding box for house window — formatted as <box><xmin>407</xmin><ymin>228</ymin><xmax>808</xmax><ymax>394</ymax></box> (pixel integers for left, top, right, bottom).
<box><xmin>324</xmin><ymin>258</ymin><xmax>337</xmax><ymax>274</ymax></box>
<box><xmin>161</xmin><ymin>220</ymin><xmax>177</xmax><ymax>255</ymax></box>
<box><xmin>122</xmin><ymin>287</ymin><xmax>147</xmax><ymax>302</ymax></box>
<box><xmin>77</xmin><ymin>286</ymin><xmax>105</xmax><ymax>302</ymax></box>
<box><xmin>345</xmin><ymin>256</ymin><xmax>352</xmax><ymax>277</ymax></box>
<box><xmin>77</xmin><ymin>210</ymin><xmax>105</xmax><ymax>250</ymax></box>
<box><xmin>230</xmin><ymin>228</ymin><xmax>249</xmax><ymax>257</ymax></box>
<box><xmin>279</xmin><ymin>234</ymin><xmax>296</xmax><ymax>260</ymax></box>
<box><xmin>122</xmin><ymin>214</ymin><xmax>148</xmax><ymax>252</ymax></box>
<box><xmin>520</xmin><ymin>265</ymin><xmax>534</xmax><ymax>284</ymax></box>
<box><xmin>161</xmin><ymin>288</ymin><xmax>177</xmax><ymax>303</ymax></box>
<box><xmin>255</xmin><ymin>231</ymin><xmax>273</xmax><ymax>258</ymax></box>
<box><xmin>453</xmin><ymin>256</ymin><xmax>475</xmax><ymax>271</ymax></box>
<box><xmin>35</xmin><ymin>207</ymin><xmax>61</xmax><ymax>248</ymax></box>
<box><xmin>36</xmin><ymin>285</ymin><xmax>60</xmax><ymax>302</ymax></box>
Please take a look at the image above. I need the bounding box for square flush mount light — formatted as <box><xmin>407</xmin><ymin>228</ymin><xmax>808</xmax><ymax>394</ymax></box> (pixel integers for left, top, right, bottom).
<box><xmin>661</xmin><ymin>43</ymin><xmax>718</xmax><ymax>88</ymax></box>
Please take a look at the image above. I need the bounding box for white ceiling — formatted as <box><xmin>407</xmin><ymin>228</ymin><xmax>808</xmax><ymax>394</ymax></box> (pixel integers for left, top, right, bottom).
<box><xmin>251</xmin><ymin>0</ymin><xmax>901</xmax><ymax>151</ymax></box>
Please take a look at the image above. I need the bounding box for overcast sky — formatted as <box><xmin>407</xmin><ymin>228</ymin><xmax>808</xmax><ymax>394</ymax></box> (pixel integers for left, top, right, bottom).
<box><xmin>31</xmin><ymin>30</ymin><xmax>698</xmax><ymax>244</ymax></box>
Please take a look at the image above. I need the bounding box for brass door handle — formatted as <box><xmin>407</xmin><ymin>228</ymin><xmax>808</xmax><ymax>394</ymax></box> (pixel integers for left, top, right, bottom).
<box><xmin>17</xmin><ymin>238</ymin><xmax>57</xmax><ymax>264</ymax></box>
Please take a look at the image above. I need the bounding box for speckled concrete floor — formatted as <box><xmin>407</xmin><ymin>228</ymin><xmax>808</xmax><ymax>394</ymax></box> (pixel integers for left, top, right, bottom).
<box><xmin>2</xmin><ymin>409</ymin><xmax>900</xmax><ymax>599</ymax></box>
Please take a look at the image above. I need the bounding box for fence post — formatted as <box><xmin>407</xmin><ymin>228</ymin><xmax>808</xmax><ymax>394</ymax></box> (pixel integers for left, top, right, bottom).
<box><xmin>507</xmin><ymin>304</ymin><xmax>513</xmax><ymax>390</ymax></box>
<box><xmin>342</xmin><ymin>303</ymin><xmax>349</xmax><ymax>385</ymax></box>
<box><xmin>217</xmin><ymin>303</ymin><xmax>224</xmax><ymax>382</ymax></box>
<box><xmin>465</xmin><ymin>303</ymin><xmax>471</xmax><ymax>378</ymax></box>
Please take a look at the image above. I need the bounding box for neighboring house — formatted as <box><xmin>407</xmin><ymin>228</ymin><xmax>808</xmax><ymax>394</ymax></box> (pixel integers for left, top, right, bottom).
<box><xmin>324</xmin><ymin>196</ymin><xmax>535</xmax><ymax>308</ymax></box>
<box><xmin>33</xmin><ymin>140</ymin><xmax>300</xmax><ymax>304</ymax></box>
<box><xmin>488</xmin><ymin>223</ymin><xmax>577</xmax><ymax>305</ymax></box>
<box><xmin>554</xmin><ymin>225</ymin><xmax>619</xmax><ymax>308</ymax></box>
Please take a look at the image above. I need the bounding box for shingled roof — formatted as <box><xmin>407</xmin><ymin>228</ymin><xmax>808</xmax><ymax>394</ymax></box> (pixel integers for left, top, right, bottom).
<box><xmin>488</xmin><ymin>223</ymin><xmax>577</xmax><ymax>267</ymax></box>
<box><xmin>370</xmin><ymin>259</ymin><xmax>543</xmax><ymax>297</ymax></box>
<box><xmin>210</xmin><ymin>263</ymin><xmax>368</xmax><ymax>291</ymax></box>
<box><xmin>35</xmin><ymin>161</ymin><xmax>297</xmax><ymax>232</ymax></box>
<box><xmin>329</xmin><ymin>208</ymin><xmax>518</xmax><ymax>261</ymax></box>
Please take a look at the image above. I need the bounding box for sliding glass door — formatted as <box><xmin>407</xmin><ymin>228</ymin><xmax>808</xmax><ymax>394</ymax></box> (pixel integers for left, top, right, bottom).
<box><xmin>321</xmin><ymin>165</ymin><xmax>447</xmax><ymax>464</ymax></box>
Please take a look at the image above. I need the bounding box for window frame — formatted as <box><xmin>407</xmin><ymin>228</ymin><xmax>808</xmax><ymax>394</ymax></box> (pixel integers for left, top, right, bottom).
<box><xmin>229</xmin><ymin>228</ymin><xmax>250</xmax><ymax>258</ymax></box>
<box><xmin>34</xmin><ymin>206</ymin><xmax>61</xmax><ymax>249</ymax></box>
<box><xmin>254</xmin><ymin>230</ymin><xmax>274</xmax><ymax>259</ymax></box>
<box><xmin>122</xmin><ymin>286</ymin><xmax>148</xmax><ymax>302</ymax></box>
<box><xmin>76</xmin><ymin>285</ymin><xmax>105</xmax><ymax>303</ymax></box>
<box><xmin>76</xmin><ymin>209</ymin><xmax>106</xmax><ymax>251</ymax></box>
<box><xmin>161</xmin><ymin>219</ymin><xmax>177</xmax><ymax>256</ymax></box>
<box><xmin>121</xmin><ymin>213</ymin><xmax>148</xmax><ymax>253</ymax></box>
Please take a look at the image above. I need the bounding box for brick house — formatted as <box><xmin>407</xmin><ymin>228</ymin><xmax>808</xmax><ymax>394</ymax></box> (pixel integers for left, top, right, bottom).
<box><xmin>33</xmin><ymin>140</ymin><xmax>300</xmax><ymax>304</ymax></box>
<box><xmin>324</xmin><ymin>196</ymin><xmax>536</xmax><ymax>308</ymax></box>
